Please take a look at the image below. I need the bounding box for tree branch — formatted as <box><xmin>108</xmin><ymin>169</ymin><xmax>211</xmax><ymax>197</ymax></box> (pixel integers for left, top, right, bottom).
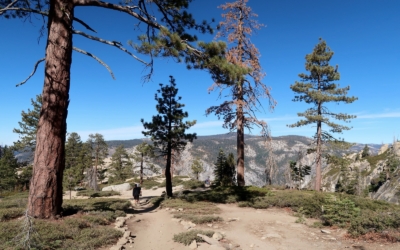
<box><xmin>0</xmin><ymin>0</ymin><xmax>18</xmax><ymax>13</ymax></box>
<box><xmin>73</xmin><ymin>0</ymin><xmax>158</xmax><ymax>27</ymax></box>
<box><xmin>73</xmin><ymin>17</ymin><xmax>97</xmax><ymax>33</ymax></box>
<box><xmin>73</xmin><ymin>47</ymin><xmax>115</xmax><ymax>79</ymax></box>
<box><xmin>0</xmin><ymin>6</ymin><xmax>47</xmax><ymax>16</ymax></box>
<box><xmin>73</xmin><ymin>30</ymin><xmax>148</xmax><ymax>65</ymax></box>
<box><xmin>0</xmin><ymin>7</ymin><xmax>97</xmax><ymax>33</ymax></box>
<box><xmin>16</xmin><ymin>58</ymin><xmax>45</xmax><ymax>87</ymax></box>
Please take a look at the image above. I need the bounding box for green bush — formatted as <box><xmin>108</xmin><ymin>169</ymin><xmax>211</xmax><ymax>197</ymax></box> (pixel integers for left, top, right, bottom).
<box><xmin>76</xmin><ymin>190</ymin><xmax>120</xmax><ymax>197</ymax></box>
<box><xmin>0</xmin><ymin>207</ymin><xmax>25</xmax><ymax>221</ymax></box>
<box><xmin>322</xmin><ymin>195</ymin><xmax>360</xmax><ymax>227</ymax></box>
<box><xmin>182</xmin><ymin>179</ymin><xmax>205</xmax><ymax>189</ymax></box>
<box><xmin>348</xmin><ymin>210</ymin><xmax>400</xmax><ymax>236</ymax></box>
<box><xmin>173</xmin><ymin>229</ymin><xmax>214</xmax><ymax>245</ymax></box>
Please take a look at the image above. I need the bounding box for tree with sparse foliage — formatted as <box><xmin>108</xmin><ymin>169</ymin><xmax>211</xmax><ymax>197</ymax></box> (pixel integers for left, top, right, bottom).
<box><xmin>288</xmin><ymin>38</ymin><xmax>358</xmax><ymax>191</ymax></box>
<box><xmin>132</xmin><ymin>142</ymin><xmax>158</xmax><ymax>185</ymax></box>
<box><xmin>142</xmin><ymin>76</ymin><xmax>196</xmax><ymax>197</ymax></box>
<box><xmin>109</xmin><ymin>145</ymin><xmax>132</xmax><ymax>183</ymax></box>
<box><xmin>13</xmin><ymin>95</ymin><xmax>41</xmax><ymax>153</ymax></box>
<box><xmin>289</xmin><ymin>160</ymin><xmax>311</xmax><ymax>189</ymax></box>
<box><xmin>206</xmin><ymin>0</ymin><xmax>275</xmax><ymax>186</ymax></box>
<box><xmin>191</xmin><ymin>157</ymin><xmax>203</xmax><ymax>180</ymax></box>
<box><xmin>361</xmin><ymin>145</ymin><xmax>370</xmax><ymax>158</ymax></box>
<box><xmin>0</xmin><ymin>146</ymin><xmax>18</xmax><ymax>193</ymax></box>
<box><xmin>86</xmin><ymin>133</ymin><xmax>108</xmax><ymax>191</ymax></box>
<box><xmin>1</xmin><ymin>0</ymin><xmax>232</xmax><ymax>219</ymax></box>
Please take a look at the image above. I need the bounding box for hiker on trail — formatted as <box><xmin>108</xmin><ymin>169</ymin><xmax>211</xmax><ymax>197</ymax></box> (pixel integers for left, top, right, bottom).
<box><xmin>133</xmin><ymin>184</ymin><xmax>142</xmax><ymax>206</ymax></box>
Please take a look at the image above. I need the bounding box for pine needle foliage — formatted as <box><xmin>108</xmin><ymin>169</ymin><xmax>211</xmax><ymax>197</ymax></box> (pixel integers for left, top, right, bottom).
<box><xmin>109</xmin><ymin>145</ymin><xmax>132</xmax><ymax>183</ymax></box>
<box><xmin>141</xmin><ymin>76</ymin><xmax>196</xmax><ymax>197</ymax></box>
<box><xmin>13</xmin><ymin>95</ymin><xmax>41</xmax><ymax>153</ymax></box>
<box><xmin>288</xmin><ymin>38</ymin><xmax>358</xmax><ymax>191</ymax></box>
<box><xmin>213</xmin><ymin>149</ymin><xmax>236</xmax><ymax>186</ymax></box>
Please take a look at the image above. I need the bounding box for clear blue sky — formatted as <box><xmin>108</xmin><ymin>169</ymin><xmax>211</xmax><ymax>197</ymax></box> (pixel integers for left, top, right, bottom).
<box><xmin>1</xmin><ymin>0</ymin><xmax>399</xmax><ymax>146</ymax></box>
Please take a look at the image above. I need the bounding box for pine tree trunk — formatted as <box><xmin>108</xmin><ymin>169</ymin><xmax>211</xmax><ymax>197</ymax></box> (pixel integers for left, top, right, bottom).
<box><xmin>237</xmin><ymin>83</ymin><xmax>245</xmax><ymax>186</ymax></box>
<box><xmin>315</xmin><ymin>119</ymin><xmax>322</xmax><ymax>191</ymax></box>
<box><xmin>165</xmin><ymin>144</ymin><xmax>173</xmax><ymax>197</ymax></box>
<box><xmin>27</xmin><ymin>0</ymin><xmax>74</xmax><ymax>219</ymax></box>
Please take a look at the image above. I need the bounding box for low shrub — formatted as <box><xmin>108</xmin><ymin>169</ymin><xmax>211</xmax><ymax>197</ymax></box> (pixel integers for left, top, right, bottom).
<box><xmin>0</xmin><ymin>207</ymin><xmax>25</xmax><ymax>221</ymax></box>
<box><xmin>173</xmin><ymin>229</ymin><xmax>214</xmax><ymax>245</ymax></box>
<box><xmin>348</xmin><ymin>210</ymin><xmax>400</xmax><ymax>236</ymax></box>
<box><xmin>173</xmin><ymin>214</ymin><xmax>223</xmax><ymax>224</ymax></box>
<box><xmin>322</xmin><ymin>195</ymin><xmax>360</xmax><ymax>227</ymax></box>
<box><xmin>182</xmin><ymin>179</ymin><xmax>205</xmax><ymax>189</ymax></box>
<box><xmin>76</xmin><ymin>190</ymin><xmax>120</xmax><ymax>197</ymax></box>
<box><xmin>162</xmin><ymin>199</ymin><xmax>220</xmax><ymax>215</ymax></box>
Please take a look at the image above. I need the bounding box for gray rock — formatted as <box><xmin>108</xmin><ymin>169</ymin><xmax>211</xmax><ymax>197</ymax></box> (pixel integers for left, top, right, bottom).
<box><xmin>189</xmin><ymin>240</ymin><xmax>197</xmax><ymax>249</ymax></box>
<box><xmin>197</xmin><ymin>234</ymin><xmax>220</xmax><ymax>245</ymax></box>
<box><xmin>212</xmin><ymin>232</ymin><xmax>223</xmax><ymax>241</ymax></box>
<box><xmin>321</xmin><ymin>229</ymin><xmax>331</xmax><ymax>234</ymax></box>
<box><xmin>265</xmin><ymin>233</ymin><xmax>281</xmax><ymax>239</ymax></box>
<box><xmin>102</xmin><ymin>183</ymin><xmax>131</xmax><ymax>192</ymax></box>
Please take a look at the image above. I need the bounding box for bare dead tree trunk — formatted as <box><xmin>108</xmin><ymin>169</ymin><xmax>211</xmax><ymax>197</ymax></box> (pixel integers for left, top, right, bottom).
<box><xmin>27</xmin><ymin>0</ymin><xmax>74</xmax><ymax>219</ymax></box>
<box><xmin>237</xmin><ymin>95</ymin><xmax>245</xmax><ymax>186</ymax></box>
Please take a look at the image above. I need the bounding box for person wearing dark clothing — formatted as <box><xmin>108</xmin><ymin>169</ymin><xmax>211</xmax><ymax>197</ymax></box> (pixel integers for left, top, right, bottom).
<box><xmin>133</xmin><ymin>184</ymin><xmax>142</xmax><ymax>206</ymax></box>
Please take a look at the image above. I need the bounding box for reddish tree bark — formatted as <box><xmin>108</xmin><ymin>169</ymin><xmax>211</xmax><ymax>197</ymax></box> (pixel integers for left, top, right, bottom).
<box><xmin>27</xmin><ymin>0</ymin><xmax>74</xmax><ymax>219</ymax></box>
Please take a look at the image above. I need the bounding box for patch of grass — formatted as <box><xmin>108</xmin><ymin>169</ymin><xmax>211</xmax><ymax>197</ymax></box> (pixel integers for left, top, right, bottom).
<box><xmin>76</xmin><ymin>190</ymin><xmax>120</xmax><ymax>197</ymax></box>
<box><xmin>139</xmin><ymin>179</ymin><xmax>163</xmax><ymax>189</ymax></box>
<box><xmin>181</xmin><ymin>186</ymin><xmax>272</xmax><ymax>204</ymax></box>
<box><xmin>182</xmin><ymin>179</ymin><xmax>205</xmax><ymax>189</ymax></box>
<box><xmin>63</xmin><ymin>198</ymin><xmax>131</xmax><ymax>215</ymax></box>
<box><xmin>162</xmin><ymin>199</ymin><xmax>220</xmax><ymax>215</ymax></box>
<box><xmin>364</xmin><ymin>151</ymin><xmax>389</xmax><ymax>175</ymax></box>
<box><xmin>0</xmin><ymin>197</ymin><xmax>130</xmax><ymax>249</ymax></box>
<box><xmin>173</xmin><ymin>229</ymin><xmax>214</xmax><ymax>245</ymax></box>
<box><xmin>173</xmin><ymin>214</ymin><xmax>223</xmax><ymax>224</ymax></box>
<box><xmin>0</xmin><ymin>207</ymin><xmax>25</xmax><ymax>221</ymax></box>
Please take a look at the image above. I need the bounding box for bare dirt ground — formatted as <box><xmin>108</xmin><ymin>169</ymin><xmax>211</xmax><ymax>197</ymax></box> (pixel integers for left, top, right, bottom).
<box><xmin>64</xmin><ymin>189</ymin><xmax>400</xmax><ymax>250</ymax></box>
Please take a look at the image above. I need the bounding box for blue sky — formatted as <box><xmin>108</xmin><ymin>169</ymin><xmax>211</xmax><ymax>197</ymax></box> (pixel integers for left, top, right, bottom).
<box><xmin>1</xmin><ymin>0</ymin><xmax>399</xmax><ymax>146</ymax></box>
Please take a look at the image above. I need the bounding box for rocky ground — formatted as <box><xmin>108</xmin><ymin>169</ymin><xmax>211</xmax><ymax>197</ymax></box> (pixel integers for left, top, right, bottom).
<box><xmin>64</xmin><ymin>188</ymin><xmax>400</xmax><ymax>250</ymax></box>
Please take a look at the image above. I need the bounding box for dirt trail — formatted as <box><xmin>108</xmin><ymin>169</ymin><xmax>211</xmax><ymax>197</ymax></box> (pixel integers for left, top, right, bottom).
<box><xmin>64</xmin><ymin>188</ymin><xmax>400</xmax><ymax>250</ymax></box>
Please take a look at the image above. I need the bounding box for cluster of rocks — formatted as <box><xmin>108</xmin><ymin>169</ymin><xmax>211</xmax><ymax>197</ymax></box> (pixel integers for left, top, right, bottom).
<box><xmin>166</xmin><ymin>207</ymin><xmax>242</xmax><ymax>250</ymax></box>
<box><xmin>109</xmin><ymin>214</ymin><xmax>136</xmax><ymax>250</ymax></box>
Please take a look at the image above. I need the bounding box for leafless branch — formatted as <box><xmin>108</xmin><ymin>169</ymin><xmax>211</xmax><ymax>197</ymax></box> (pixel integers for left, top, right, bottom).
<box><xmin>74</xmin><ymin>17</ymin><xmax>97</xmax><ymax>33</ymax></box>
<box><xmin>16</xmin><ymin>58</ymin><xmax>45</xmax><ymax>87</ymax></box>
<box><xmin>73</xmin><ymin>46</ymin><xmax>115</xmax><ymax>79</ymax></box>
<box><xmin>73</xmin><ymin>30</ymin><xmax>148</xmax><ymax>65</ymax></box>
<box><xmin>13</xmin><ymin>210</ymin><xmax>37</xmax><ymax>249</ymax></box>
<box><xmin>0</xmin><ymin>6</ymin><xmax>47</xmax><ymax>16</ymax></box>
<box><xmin>1</xmin><ymin>7</ymin><xmax>97</xmax><ymax>33</ymax></box>
<box><xmin>0</xmin><ymin>0</ymin><xmax>18</xmax><ymax>13</ymax></box>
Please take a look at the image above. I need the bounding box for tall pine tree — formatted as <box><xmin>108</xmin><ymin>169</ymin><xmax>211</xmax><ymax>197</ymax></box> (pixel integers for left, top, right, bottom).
<box><xmin>86</xmin><ymin>133</ymin><xmax>108</xmax><ymax>191</ymax></box>
<box><xmin>206</xmin><ymin>0</ymin><xmax>275</xmax><ymax>186</ymax></box>
<box><xmin>132</xmin><ymin>142</ymin><xmax>158</xmax><ymax>185</ymax></box>
<box><xmin>0</xmin><ymin>146</ymin><xmax>18</xmax><ymax>194</ymax></box>
<box><xmin>1</xmin><ymin>0</ymin><xmax>226</xmax><ymax>219</ymax></box>
<box><xmin>142</xmin><ymin>76</ymin><xmax>196</xmax><ymax>197</ymax></box>
<box><xmin>288</xmin><ymin>38</ymin><xmax>357</xmax><ymax>191</ymax></box>
<box><xmin>109</xmin><ymin>145</ymin><xmax>132</xmax><ymax>183</ymax></box>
